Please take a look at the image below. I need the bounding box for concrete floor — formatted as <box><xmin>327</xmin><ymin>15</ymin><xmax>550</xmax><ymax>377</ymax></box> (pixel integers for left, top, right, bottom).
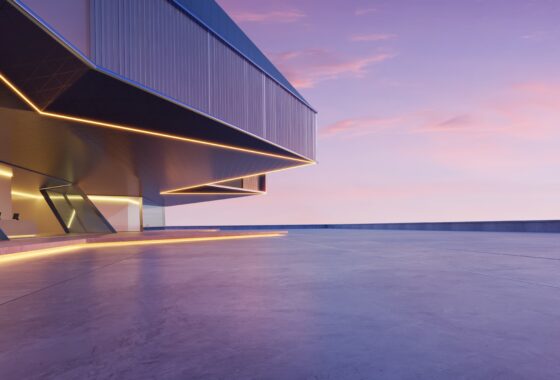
<box><xmin>1</xmin><ymin>230</ymin><xmax>560</xmax><ymax>379</ymax></box>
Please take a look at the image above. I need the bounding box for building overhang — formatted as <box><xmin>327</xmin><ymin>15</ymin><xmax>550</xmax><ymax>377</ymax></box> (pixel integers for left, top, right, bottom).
<box><xmin>0</xmin><ymin>1</ymin><xmax>314</xmax><ymax>206</ymax></box>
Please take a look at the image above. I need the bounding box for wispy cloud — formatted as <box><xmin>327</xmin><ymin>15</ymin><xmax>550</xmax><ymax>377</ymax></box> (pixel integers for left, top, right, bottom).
<box><xmin>350</xmin><ymin>33</ymin><xmax>397</xmax><ymax>42</ymax></box>
<box><xmin>321</xmin><ymin>116</ymin><xmax>404</xmax><ymax>137</ymax></box>
<box><xmin>420</xmin><ymin>114</ymin><xmax>487</xmax><ymax>132</ymax></box>
<box><xmin>521</xmin><ymin>31</ymin><xmax>550</xmax><ymax>42</ymax></box>
<box><xmin>269</xmin><ymin>49</ymin><xmax>395</xmax><ymax>89</ymax></box>
<box><xmin>355</xmin><ymin>7</ymin><xmax>377</xmax><ymax>16</ymax></box>
<box><xmin>434</xmin><ymin>115</ymin><xmax>473</xmax><ymax>129</ymax></box>
<box><xmin>323</xmin><ymin>81</ymin><xmax>560</xmax><ymax>140</ymax></box>
<box><xmin>230</xmin><ymin>10</ymin><xmax>305</xmax><ymax>23</ymax></box>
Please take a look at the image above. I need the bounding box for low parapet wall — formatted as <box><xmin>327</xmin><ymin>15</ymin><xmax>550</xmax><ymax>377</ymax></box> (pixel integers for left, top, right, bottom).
<box><xmin>149</xmin><ymin>220</ymin><xmax>560</xmax><ymax>234</ymax></box>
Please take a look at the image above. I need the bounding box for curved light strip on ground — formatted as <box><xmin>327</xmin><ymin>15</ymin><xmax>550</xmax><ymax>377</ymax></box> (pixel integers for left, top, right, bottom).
<box><xmin>0</xmin><ymin>233</ymin><xmax>286</xmax><ymax>265</ymax></box>
<box><xmin>7</xmin><ymin>234</ymin><xmax>37</xmax><ymax>239</ymax></box>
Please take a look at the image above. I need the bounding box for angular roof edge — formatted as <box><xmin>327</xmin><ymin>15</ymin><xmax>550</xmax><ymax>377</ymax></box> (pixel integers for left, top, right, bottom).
<box><xmin>170</xmin><ymin>0</ymin><xmax>315</xmax><ymax>112</ymax></box>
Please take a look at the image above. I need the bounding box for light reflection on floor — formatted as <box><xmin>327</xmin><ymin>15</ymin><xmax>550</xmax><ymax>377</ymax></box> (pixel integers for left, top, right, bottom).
<box><xmin>1</xmin><ymin>229</ymin><xmax>560</xmax><ymax>379</ymax></box>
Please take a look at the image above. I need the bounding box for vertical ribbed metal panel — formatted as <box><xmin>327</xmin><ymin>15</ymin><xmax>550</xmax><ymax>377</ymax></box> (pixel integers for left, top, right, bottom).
<box><xmin>208</xmin><ymin>34</ymin><xmax>245</xmax><ymax>133</ymax></box>
<box><xmin>172</xmin><ymin>0</ymin><xmax>307</xmax><ymax>103</ymax></box>
<box><xmin>265</xmin><ymin>77</ymin><xmax>316</xmax><ymax>159</ymax></box>
<box><xmin>91</xmin><ymin>0</ymin><xmax>209</xmax><ymax>113</ymax></box>
<box><xmin>209</xmin><ymin>35</ymin><xmax>264</xmax><ymax>137</ymax></box>
<box><xmin>90</xmin><ymin>0</ymin><xmax>316</xmax><ymax>159</ymax></box>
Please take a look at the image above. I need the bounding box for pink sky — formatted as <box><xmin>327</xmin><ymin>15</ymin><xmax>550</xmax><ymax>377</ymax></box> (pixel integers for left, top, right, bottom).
<box><xmin>167</xmin><ymin>0</ymin><xmax>560</xmax><ymax>225</ymax></box>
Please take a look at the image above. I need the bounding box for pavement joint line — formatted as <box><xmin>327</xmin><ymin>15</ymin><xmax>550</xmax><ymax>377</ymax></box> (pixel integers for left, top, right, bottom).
<box><xmin>465</xmin><ymin>270</ymin><xmax>560</xmax><ymax>290</ymax></box>
<box><xmin>447</xmin><ymin>248</ymin><xmax>560</xmax><ymax>262</ymax></box>
<box><xmin>0</xmin><ymin>254</ymin><xmax>138</xmax><ymax>308</ymax></box>
<box><xmin>291</xmin><ymin>233</ymin><xmax>560</xmax><ymax>260</ymax></box>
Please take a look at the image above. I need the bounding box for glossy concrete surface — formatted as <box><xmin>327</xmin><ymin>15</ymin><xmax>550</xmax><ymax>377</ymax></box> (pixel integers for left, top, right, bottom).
<box><xmin>1</xmin><ymin>230</ymin><xmax>560</xmax><ymax>379</ymax></box>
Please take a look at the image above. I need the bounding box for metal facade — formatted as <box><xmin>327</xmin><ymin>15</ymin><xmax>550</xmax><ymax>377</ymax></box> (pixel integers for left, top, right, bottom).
<box><xmin>89</xmin><ymin>0</ymin><xmax>316</xmax><ymax>159</ymax></box>
<box><xmin>171</xmin><ymin>0</ymin><xmax>306</xmax><ymax>102</ymax></box>
<box><xmin>0</xmin><ymin>0</ymin><xmax>316</xmax><ymax>232</ymax></box>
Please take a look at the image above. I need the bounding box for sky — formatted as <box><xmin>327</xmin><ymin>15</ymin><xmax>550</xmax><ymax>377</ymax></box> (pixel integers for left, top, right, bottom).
<box><xmin>166</xmin><ymin>0</ymin><xmax>560</xmax><ymax>225</ymax></box>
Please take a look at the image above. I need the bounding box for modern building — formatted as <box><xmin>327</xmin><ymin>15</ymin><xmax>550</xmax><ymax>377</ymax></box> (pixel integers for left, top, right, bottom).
<box><xmin>0</xmin><ymin>0</ymin><xmax>316</xmax><ymax>238</ymax></box>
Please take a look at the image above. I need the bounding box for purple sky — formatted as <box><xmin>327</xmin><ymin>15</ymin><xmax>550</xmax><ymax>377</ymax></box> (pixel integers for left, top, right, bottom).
<box><xmin>167</xmin><ymin>0</ymin><xmax>560</xmax><ymax>225</ymax></box>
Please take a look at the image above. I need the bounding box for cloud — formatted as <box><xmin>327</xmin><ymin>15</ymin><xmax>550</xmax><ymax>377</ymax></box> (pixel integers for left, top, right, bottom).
<box><xmin>420</xmin><ymin>114</ymin><xmax>492</xmax><ymax>132</ymax></box>
<box><xmin>485</xmin><ymin>82</ymin><xmax>560</xmax><ymax>138</ymax></box>
<box><xmin>410</xmin><ymin>82</ymin><xmax>560</xmax><ymax>172</ymax></box>
<box><xmin>434</xmin><ymin>115</ymin><xmax>473</xmax><ymax>129</ymax></box>
<box><xmin>521</xmin><ymin>31</ymin><xmax>550</xmax><ymax>42</ymax></box>
<box><xmin>321</xmin><ymin>116</ymin><xmax>404</xmax><ymax>137</ymax></box>
<box><xmin>350</xmin><ymin>34</ymin><xmax>397</xmax><ymax>42</ymax></box>
<box><xmin>269</xmin><ymin>49</ymin><xmax>395</xmax><ymax>89</ymax></box>
<box><xmin>417</xmin><ymin>82</ymin><xmax>560</xmax><ymax>136</ymax></box>
<box><xmin>355</xmin><ymin>7</ymin><xmax>377</xmax><ymax>16</ymax></box>
<box><xmin>323</xmin><ymin>80</ymin><xmax>560</xmax><ymax>139</ymax></box>
<box><xmin>230</xmin><ymin>10</ymin><xmax>305</xmax><ymax>23</ymax></box>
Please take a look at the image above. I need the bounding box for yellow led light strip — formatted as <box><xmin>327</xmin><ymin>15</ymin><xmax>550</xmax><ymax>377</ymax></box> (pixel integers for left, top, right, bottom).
<box><xmin>67</xmin><ymin>209</ymin><xmax>77</xmax><ymax>228</ymax></box>
<box><xmin>12</xmin><ymin>190</ymin><xmax>142</xmax><ymax>206</ymax></box>
<box><xmin>7</xmin><ymin>234</ymin><xmax>37</xmax><ymax>239</ymax></box>
<box><xmin>211</xmin><ymin>184</ymin><xmax>265</xmax><ymax>194</ymax></box>
<box><xmin>0</xmin><ymin>168</ymin><xmax>13</xmax><ymax>178</ymax></box>
<box><xmin>0</xmin><ymin>232</ymin><xmax>286</xmax><ymax>265</ymax></box>
<box><xmin>88</xmin><ymin>196</ymin><xmax>141</xmax><ymax>206</ymax></box>
<box><xmin>161</xmin><ymin>162</ymin><xmax>315</xmax><ymax>194</ymax></box>
<box><xmin>0</xmin><ymin>74</ymin><xmax>312</xmax><ymax>164</ymax></box>
<box><xmin>11</xmin><ymin>190</ymin><xmax>42</xmax><ymax>200</ymax></box>
<box><xmin>166</xmin><ymin>183</ymin><xmax>265</xmax><ymax>196</ymax></box>
<box><xmin>167</xmin><ymin>192</ymin><xmax>263</xmax><ymax>196</ymax></box>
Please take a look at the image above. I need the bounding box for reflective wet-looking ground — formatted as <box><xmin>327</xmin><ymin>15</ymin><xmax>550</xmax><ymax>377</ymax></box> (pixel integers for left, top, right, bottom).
<box><xmin>1</xmin><ymin>230</ymin><xmax>560</xmax><ymax>379</ymax></box>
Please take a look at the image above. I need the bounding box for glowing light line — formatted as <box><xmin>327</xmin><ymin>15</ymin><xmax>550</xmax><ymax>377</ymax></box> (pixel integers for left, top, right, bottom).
<box><xmin>11</xmin><ymin>190</ymin><xmax>43</xmax><ymax>200</ymax></box>
<box><xmin>0</xmin><ymin>233</ymin><xmax>286</xmax><ymax>264</ymax></box>
<box><xmin>67</xmin><ymin>209</ymin><xmax>76</xmax><ymax>228</ymax></box>
<box><xmin>161</xmin><ymin>162</ymin><xmax>315</xmax><ymax>194</ymax></box>
<box><xmin>0</xmin><ymin>168</ymin><xmax>13</xmax><ymax>178</ymax></box>
<box><xmin>164</xmin><ymin>183</ymin><xmax>266</xmax><ymax>196</ymax></box>
<box><xmin>211</xmin><ymin>184</ymin><xmax>265</xmax><ymax>194</ymax></box>
<box><xmin>7</xmin><ymin>234</ymin><xmax>37</xmax><ymax>239</ymax></box>
<box><xmin>88</xmin><ymin>196</ymin><xmax>141</xmax><ymax>206</ymax></box>
<box><xmin>165</xmin><ymin>192</ymin><xmax>263</xmax><ymax>196</ymax></box>
<box><xmin>0</xmin><ymin>74</ymin><xmax>313</xmax><ymax>164</ymax></box>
